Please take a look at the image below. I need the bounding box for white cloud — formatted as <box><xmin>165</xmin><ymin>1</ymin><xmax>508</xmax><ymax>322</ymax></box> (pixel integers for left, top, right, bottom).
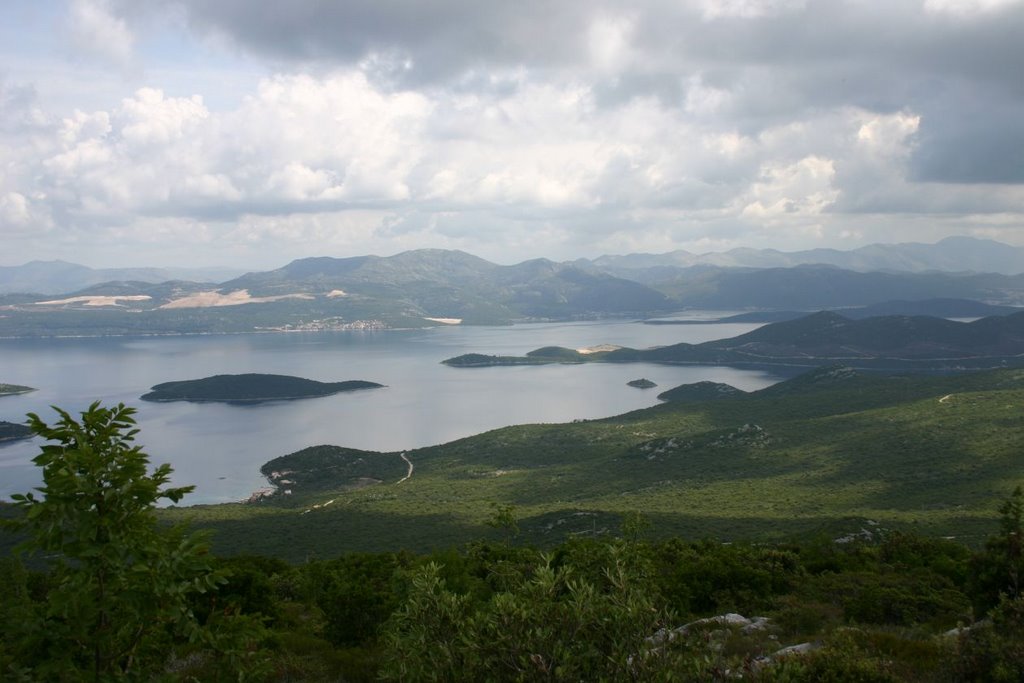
<box><xmin>696</xmin><ymin>0</ymin><xmax>808</xmax><ymax>20</ymax></box>
<box><xmin>0</xmin><ymin>192</ymin><xmax>30</xmax><ymax>225</ymax></box>
<box><xmin>5</xmin><ymin>0</ymin><xmax>1024</xmax><ymax>268</ymax></box>
<box><xmin>115</xmin><ymin>88</ymin><xmax>207</xmax><ymax>148</ymax></box>
<box><xmin>587</xmin><ymin>13</ymin><xmax>636</xmax><ymax>74</ymax></box>
<box><xmin>923</xmin><ymin>0</ymin><xmax>1023</xmax><ymax>15</ymax></box>
<box><xmin>856</xmin><ymin>112</ymin><xmax>920</xmax><ymax>157</ymax></box>
<box><xmin>66</xmin><ymin>0</ymin><xmax>136</xmax><ymax>68</ymax></box>
<box><xmin>7</xmin><ymin>69</ymin><xmax>1020</xmax><ymax>263</ymax></box>
<box><xmin>741</xmin><ymin>156</ymin><xmax>838</xmax><ymax>218</ymax></box>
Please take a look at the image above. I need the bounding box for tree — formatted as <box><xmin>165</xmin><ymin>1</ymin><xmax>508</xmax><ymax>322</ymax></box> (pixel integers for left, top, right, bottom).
<box><xmin>485</xmin><ymin>502</ymin><xmax>520</xmax><ymax>546</ymax></box>
<box><xmin>997</xmin><ymin>484</ymin><xmax>1023</xmax><ymax>599</ymax></box>
<box><xmin>4</xmin><ymin>402</ymin><xmax>235</xmax><ymax>680</ymax></box>
<box><xmin>969</xmin><ymin>485</ymin><xmax>1024</xmax><ymax>614</ymax></box>
<box><xmin>379</xmin><ymin>541</ymin><xmax>704</xmax><ymax>681</ymax></box>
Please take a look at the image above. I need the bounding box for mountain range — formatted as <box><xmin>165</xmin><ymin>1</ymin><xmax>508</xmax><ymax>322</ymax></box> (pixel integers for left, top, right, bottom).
<box><xmin>4</xmin><ymin>237</ymin><xmax>1024</xmax><ymax>337</ymax></box>
<box><xmin>577</xmin><ymin>236</ymin><xmax>1024</xmax><ymax>278</ymax></box>
<box><xmin>0</xmin><ymin>250</ymin><xmax>675</xmax><ymax>336</ymax></box>
<box><xmin>661</xmin><ymin>310</ymin><xmax>1024</xmax><ymax>362</ymax></box>
<box><xmin>5</xmin><ymin>236</ymin><xmax>1022</xmax><ymax>297</ymax></box>
<box><xmin>0</xmin><ymin>261</ymin><xmax>245</xmax><ymax>295</ymax></box>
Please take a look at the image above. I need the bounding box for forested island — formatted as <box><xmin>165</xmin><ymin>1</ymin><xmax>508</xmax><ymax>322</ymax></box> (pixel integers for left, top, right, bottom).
<box><xmin>0</xmin><ymin>383</ymin><xmax>34</xmax><ymax>397</ymax></box>
<box><xmin>0</xmin><ymin>421</ymin><xmax>31</xmax><ymax>442</ymax></box>
<box><xmin>140</xmin><ymin>373</ymin><xmax>383</xmax><ymax>403</ymax></box>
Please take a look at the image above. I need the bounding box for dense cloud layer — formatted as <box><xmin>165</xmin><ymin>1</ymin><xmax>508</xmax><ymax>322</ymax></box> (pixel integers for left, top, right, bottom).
<box><xmin>1</xmin><ymin>0</ymin><xmax>1023</xmax><ymax>267</ymax></box>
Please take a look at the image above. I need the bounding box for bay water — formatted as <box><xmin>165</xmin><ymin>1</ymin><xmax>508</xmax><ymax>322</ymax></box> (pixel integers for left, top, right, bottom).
<box><xmin>0</xmin><ymin>319</ymin><xmax>789</xmax><ymax>504</ymax></box>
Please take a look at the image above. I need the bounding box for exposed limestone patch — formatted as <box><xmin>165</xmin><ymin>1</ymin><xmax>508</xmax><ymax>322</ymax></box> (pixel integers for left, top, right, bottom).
<box><xmin>159</xmin><ymin>289</ymin><xmax>313</xmax><ymax>309</ymax></box>
<box><xmin>34</xmin><ymin>295</ymin><xmax>152</xmax><ymax>307</ymax></box>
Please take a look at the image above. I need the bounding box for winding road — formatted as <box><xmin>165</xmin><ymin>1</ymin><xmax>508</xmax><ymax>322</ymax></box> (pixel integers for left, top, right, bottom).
<box><xmin>397</xmin><ymin>452</ymin><xmax>414</xmax><ymax>484</ymax></box>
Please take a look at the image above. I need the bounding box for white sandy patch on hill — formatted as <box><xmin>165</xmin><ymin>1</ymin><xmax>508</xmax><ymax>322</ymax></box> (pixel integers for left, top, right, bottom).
<box><xmin>424</xmin><ymin>317</ymin><xmax>462</xmax><ymax>324</ymax></box>
<box><xmin>326</xmin><ymin>289</ymin><xmax>347</xmax><ymax>298</ymax></box>
<box><xmin>35</xmin><ymin>295</ymin><xmax>152</xmax><ymax>307</ymax></box>
<box><xmin>578</xmin><ymin>344</ymin><xmax>622</xmax><ymax>354</ymax></box>
<box><xmin>159</xmin><ymin>289</ymin><xmax>314</xmax><ymax>309</ymax></box>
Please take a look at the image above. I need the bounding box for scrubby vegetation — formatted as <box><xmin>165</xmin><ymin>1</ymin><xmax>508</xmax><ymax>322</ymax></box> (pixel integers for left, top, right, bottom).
<box><xmin>5</xmin><ymin>487</ymin><xmax>1024</xmax><ymax>680</ymax></box>
<box><xmin>5</xmin><ymin>362</ymin><xmax>1024</xmax><ymax>680</ymax></box>
<box><xmin>166</xmin><ymin>366</ymin><xmax>1024</xmax><ymax>559</ymax></box>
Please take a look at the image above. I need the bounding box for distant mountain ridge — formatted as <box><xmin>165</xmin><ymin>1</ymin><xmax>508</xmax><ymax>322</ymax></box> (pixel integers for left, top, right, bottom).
<box><xmin>216</xmin><ymin>249</ymin><xmax>673</xmax><ymax>323</ymax></box>
<box><xmin>445</xmin><ymin>310</ymin><xmax>1024</xmax><ymax>371</ymax></box>
<box><xmin>0</xmin><ymin>260</ymin><xmax>245</xmax><ymax>295</ymax></box>
<box><xmin>648</xmin><ymin>299</ymin><xmax>1024</xmax><ymax>325</ymax></box>
<box><xmin>5</xmin><ymin>238</ymin><xmax>1024</xmax><ymax>337</ymax></box>
<box><xmin>580</xmin><ymin>236</ymin><xmax>1024</xmax><ymax>277</ymax></box>
<box><xmin>620</xmin><ymin>310</ymin><xmax>1024</xmax><ymax>366</ymax></box>
<box><xmin>650</xmin><ymin>266</ymin><xmax>1024</xmax><ymax>309</ymax></box>
<box><xmin>0</xmin><ymin>249</ymin><xmax>676</xmax><ymax>336</ymax></box>
<box><xmin>7</xmin><ymin>236</ymin><xmax>1022</xmax><ymax>297</ymax></box>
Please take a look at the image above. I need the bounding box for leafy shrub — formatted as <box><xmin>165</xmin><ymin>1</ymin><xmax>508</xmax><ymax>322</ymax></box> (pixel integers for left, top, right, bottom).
<box><xmin>951</xmin><ymin>595</ymin><xmax>1024</xmax><ymax>682</ymax></box>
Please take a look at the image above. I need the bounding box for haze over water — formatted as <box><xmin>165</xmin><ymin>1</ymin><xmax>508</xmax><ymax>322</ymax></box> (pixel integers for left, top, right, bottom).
<box><xmin>0</xmin><ymin>319</ymin><xmax>788</xmax><ymax>504</ymax></box>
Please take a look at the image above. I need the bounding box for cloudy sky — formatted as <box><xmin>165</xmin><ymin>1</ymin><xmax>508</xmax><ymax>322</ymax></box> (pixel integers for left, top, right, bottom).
<box><xmin>1</xmin><ymin>0</ymin><xmax>1023</xmax><ymax>269</ymax></box>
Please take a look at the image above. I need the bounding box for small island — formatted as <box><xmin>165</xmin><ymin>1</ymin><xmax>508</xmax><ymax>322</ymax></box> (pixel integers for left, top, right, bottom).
<box><xmin>0</xmin><ymin>421</ymin><xmax>32</xmax><ymax>443</ymax></box>
<box><xmin>0</xmin><ymin>383</ymin><xmax>35</xmax><ymax>397</ymax></box>
<box><xmin>141</xmin><ymin>373</ymin><xmax>384</xmax><ymax>404</ymax></box>
<box><xmin>442</xmin><ymin>347</ymin><xmax>596</xmax><ymax>367</ymax></box>
<box><xmin>657</xmin><ymin>381</ymin><xmax>745</xmax><ymax>402</ymax></box>
<box><xmin>627</xmin><ymin>378</ymin><xmax>657</xmax><ymax>389</ymax></box>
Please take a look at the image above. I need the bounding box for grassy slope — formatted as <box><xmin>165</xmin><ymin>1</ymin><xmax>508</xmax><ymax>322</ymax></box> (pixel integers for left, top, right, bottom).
<box><xmin>167</xmin><ymin>368</ymin><xmax>1024</xmax><ymax>561</ymax></box>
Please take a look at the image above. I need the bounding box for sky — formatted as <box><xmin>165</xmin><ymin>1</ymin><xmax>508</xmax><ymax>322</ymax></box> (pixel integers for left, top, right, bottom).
<box><xmin>1</xmin><ymin>0</ymin><xmax>1024</xmax><ymax>269</ymax></box>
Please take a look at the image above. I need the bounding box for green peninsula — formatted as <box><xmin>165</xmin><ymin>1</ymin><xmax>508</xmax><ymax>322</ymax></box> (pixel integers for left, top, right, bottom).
<box><xmin>444</xmin><ymin>310</ymin><xmax>1024</xmax><ymax>371</ymax></box>
<box><xmin>0</xmin><ymin>383</ymin><xmax>35</xmax><ymax>397</ymax></box>
<box><xmin>140</xmin><ymin>373</ymin><xmax>383</xmax><ymax>404</ymax></box>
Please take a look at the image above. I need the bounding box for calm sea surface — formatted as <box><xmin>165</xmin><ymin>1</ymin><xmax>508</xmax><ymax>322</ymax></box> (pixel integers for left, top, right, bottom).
<box><xmin>0</xmin><ymin>319</ymin><xmax>790</xmax><ymax>504</ymax></box>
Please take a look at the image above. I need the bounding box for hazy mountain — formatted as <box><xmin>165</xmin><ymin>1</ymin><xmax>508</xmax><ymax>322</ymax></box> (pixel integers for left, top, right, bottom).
<box><xmin>651</xmin><ymin>298</ymin><xmax>1024</xmax><ymax>324</ymax></box>
<box><xmin>448</xmin><ymin>310</ymin><xmax>1024</xmax><ymax>370</ymax></box>
<box><xmin>627</xmin><ymin>310</ymin><xmax>1024</xmax><ymax>366</ymax></box>
<box><xmin>0</xmin><ymin>260</ymin><xmax>245</xmax><ymax>295</ymax></box>
<box><xmin>653</xmin><ymin>265</ymin><xmax>1024</xmax><ymax>309</ymax></box>
<box><xmin>223</xmin><ymin>249</ymin><xmax>673</xmax><ymax>322</ymax></box>
<box><xmin>581</xmin><ymin>236</ymin><xmax>1024</xmax><ymax>279</ymax></box>
<box><xmin>0</xmin><ymin>249</ymin><xmax>675</xmax><ymax>336</ymax></box>
<box><xmin>10</xmin><ymin>245</ymin><xmax>1024</xmax><ymax>337</ymax></box>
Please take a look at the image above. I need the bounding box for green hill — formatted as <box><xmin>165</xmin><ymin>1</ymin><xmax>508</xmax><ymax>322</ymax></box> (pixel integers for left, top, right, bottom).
<box><xmin>0</xmin><ymin>249</ymin><xmax>677</xmax><ymax>336</ymax></box>
<box><xmin>656</xmin><ymin>380</ymin><xmax>742</xmax><ymax>402</ymax></box>
<box><xmin>168</xmin><ymin>366</ymin><xmax>1024</xmax><ymax>560</ymax></box>
<box><xmin>140</xmin><ymin>374</ymin><xmax>383</xmax><ymax>403</ymax></box>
